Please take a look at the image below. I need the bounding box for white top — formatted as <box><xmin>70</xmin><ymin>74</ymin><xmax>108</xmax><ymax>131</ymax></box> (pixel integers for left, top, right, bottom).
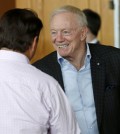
<box><xmin>0</xmin><ymin>50</ymin><xmax>81</xmax><ymax>134</ymax></box>
<box><xmin>88</xmin><ymin>38</ymin><xmax>98</xmax><ymax>44</ymax></box>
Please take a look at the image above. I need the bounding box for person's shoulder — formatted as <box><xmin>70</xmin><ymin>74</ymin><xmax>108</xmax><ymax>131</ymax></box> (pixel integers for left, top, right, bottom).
<box><xmin>29</xmin><ymin>65</ymin><xmax>63</xmax><ymax>100</ymax></box>
<box><xmin>29</xmin><ymin>64</ymin><xmax>59</xmax><ymax>87</ymax></box>
<box><xmin>89</xmin><ymin>43</ymin><xmax>120</xmax><ymax>56</ymax></box>
<box><xmin>100</xmin><ymin>44</ymin><xmax>120</xmax><ymax>57</ymax></box>
<box><xmin>33</xmin><ymin>51</ymin><xmax>57</xmax><ymax>66</ymax></box>
<box><xmin>99</xmin><ymin>43</ymin><xmax>120</xmax><ymax>50</ymax></box>
<box><xmin>31</xmin><ymin>64</ymin><xmax>57</xmax><ymax>80</ymax></box>
<box><xmin>41</xmin><ymin>51</ymin><xmax>57</xmax><ymax>61</ymax></box>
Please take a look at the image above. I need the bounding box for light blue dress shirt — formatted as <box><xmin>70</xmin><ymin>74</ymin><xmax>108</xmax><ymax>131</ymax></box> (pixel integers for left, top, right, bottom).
<box><xmin>58</xmin><ymin>45</ymin><xmax>99</xmax><ymax>134</ymax></box>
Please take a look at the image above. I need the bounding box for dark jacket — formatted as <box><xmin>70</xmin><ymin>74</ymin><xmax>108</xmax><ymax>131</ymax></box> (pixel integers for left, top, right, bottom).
<box><xmin>33</xmin><ymin>43</ymin><xmax>120</xmax><ymax>134</ymax></box>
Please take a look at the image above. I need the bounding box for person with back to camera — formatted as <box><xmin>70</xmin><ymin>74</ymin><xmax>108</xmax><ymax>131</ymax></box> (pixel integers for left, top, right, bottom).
<box><xmin>33</xmin><ymin>5</ymin><xmax>120</xmax><ymax>134</ymax></box>
<box><xmin>83</xmin><ymin>8</ymin><xmax>101</xmax><ymax>44</ymax></box>
<box><xmin>0</xmin><ymin>8</ymin><xmax>81</xmax><ymax>134</ymax></box>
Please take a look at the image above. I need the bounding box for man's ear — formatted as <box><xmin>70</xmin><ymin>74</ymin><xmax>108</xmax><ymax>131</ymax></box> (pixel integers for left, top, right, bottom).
<box><xmin>30</xmin><ymin>36</ymin><xmax>38</xmax><ymax>59</ymax></box>
<box><xmin>31</xmin><ymin>36</ymin><xmax>38</xmax><ymax>52</ymax></box>
<box><xmin>26</xmin><ymin>36</ymin><xmax>38</xmax><ymax>60</ymax></box>
<box><xmin>80</xmin><ymin>26</ymin><xmax>88</xmax><ymax>41</ymax></box>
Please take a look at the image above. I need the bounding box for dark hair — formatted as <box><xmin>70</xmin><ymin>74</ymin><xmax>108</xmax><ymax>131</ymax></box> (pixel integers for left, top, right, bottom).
<box><xmin>0</xmin><ymin>8</ymin><xmax>43</xmax><ymax>52</ymax></box>
<box><xmin>83</xmin><ymin>9</ymin><xmax>101</xmax><ymax>36</ymax></box>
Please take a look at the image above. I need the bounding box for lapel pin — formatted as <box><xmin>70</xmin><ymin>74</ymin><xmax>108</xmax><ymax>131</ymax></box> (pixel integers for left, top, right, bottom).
<box><xmin>97</xmin><ymin>62</ymin><xmax>100</xmax><ymax>66</ymax></box>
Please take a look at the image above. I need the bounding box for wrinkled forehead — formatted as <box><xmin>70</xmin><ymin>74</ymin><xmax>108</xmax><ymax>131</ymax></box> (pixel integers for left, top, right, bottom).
<box><xmin>50</xmin><ymin>12</ymin><xmax>80</xmax><ymax>29</ymax></box>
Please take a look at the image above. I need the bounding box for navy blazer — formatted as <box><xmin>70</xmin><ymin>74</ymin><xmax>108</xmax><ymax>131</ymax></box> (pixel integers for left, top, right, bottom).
<box><xmin>33</xmin><ymin>43</ymin><xmax>120</xmax><ymax>134</ymax></box>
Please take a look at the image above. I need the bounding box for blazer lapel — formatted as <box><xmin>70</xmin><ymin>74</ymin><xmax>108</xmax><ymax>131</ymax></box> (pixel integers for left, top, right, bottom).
<box><xmin>51</xmin><ymin>52</ymin><xmax>65</xmax><ymax>90</ymax></box>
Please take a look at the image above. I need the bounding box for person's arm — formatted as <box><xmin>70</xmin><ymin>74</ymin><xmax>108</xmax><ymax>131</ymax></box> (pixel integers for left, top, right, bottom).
<box><xmin>43</xmin><ymin>83</ymin><xmax>81</xmax><ymax>134</ymax></box>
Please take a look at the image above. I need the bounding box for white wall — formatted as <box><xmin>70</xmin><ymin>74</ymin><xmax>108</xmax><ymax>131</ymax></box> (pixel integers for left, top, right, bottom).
<box><xmin>114</xmin><ymin>0</ymin><xmax>120</xmax><ymax>48</ymax></box>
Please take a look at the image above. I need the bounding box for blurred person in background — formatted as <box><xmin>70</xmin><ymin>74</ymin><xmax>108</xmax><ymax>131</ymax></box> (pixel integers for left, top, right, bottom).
<box><xmin>83</xmin><ymin>8</ymin><xmax>101</xmax><ymax>44</ymax></box>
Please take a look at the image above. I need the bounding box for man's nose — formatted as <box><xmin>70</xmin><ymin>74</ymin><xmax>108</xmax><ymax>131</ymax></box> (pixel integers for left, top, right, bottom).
<box><xmin>56</xmin><ymin>32</ymin><xmax>64</xmax><ymax>41</ymax></box>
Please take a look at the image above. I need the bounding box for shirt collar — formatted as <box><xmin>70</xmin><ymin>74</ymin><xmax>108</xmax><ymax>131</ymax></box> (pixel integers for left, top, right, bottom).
<box><xmin>88</xmin><ymin>38</ymin><xmax>98</xmax><ymax>44</ymax></box>
<box><xmin>0</xmin><ymin>50</ymin><xmax>30</xmax><ymax>64</ymax></box>
<box><xmin>57</xmin><ymin>44</ymin><xmax>91</xmax><ymax>65</ymax></box>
